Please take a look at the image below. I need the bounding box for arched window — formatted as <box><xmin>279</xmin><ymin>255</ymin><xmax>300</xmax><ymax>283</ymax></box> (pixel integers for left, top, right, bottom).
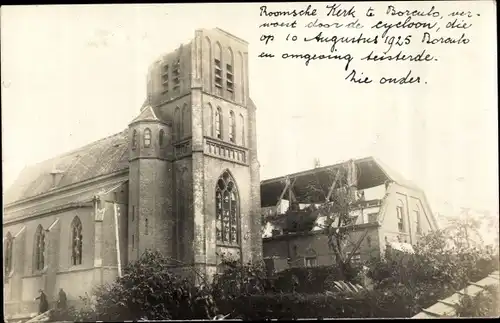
<box><xmin>34</xmin><ymin>225</ymin><xmax>45</xmax><ymax>272</ymax></box>
<box><xmin>215</xmin><ymin>107</ymin><xmax>222</xmax><ymax>139</ymax></box>
<box><xmin>132</xmin><ymin>129</ymin><xmax>138</xmax><ymax>150</ymax></box>
<box><xmin>396</xmin><ymin>200</ymin><xmax>405</xmax><ymax>232</ymax></box>
<box><xmin>238</xmin><ymin>51</ymin><xmax>245</xmax><ymax>103</ymax></box>
<box><xmin>144</xmin><ymin>128</ymin><xmax>152</xmax><ymax>148</ymax></box>
<box><xmin>4</xmin><ymin>232</ymin><xmax>13</xmax><ymax>276</ymax></box>
<box><xmin>226</xmin><ymin>47</ymin><xmax>234</xmax><ymax>99</ymax></box>
<box><xmin>214</xmin><ymin>42</ymin><xmax>223</xmax><ymax>96</ymax></box>
<box><xmin>204</xmin><ymin>37</ymin><xmax>212</xmax><ymax>91</ymax></box>
<box><xmin>159</xmin><ymin>129</ymin><xmax>165</xmax><ymax>147</ymax></box>
<box><xmin>229</xmin><ymin>111</ymin><xmax>235</xmax><ymax>143</ymax></box>
<box><xmin>71</xmin><ymin>217</ymin><xmax>83</xmax><ymax>266</ymax></box>
<box><xmin>240</xmin><ymin>114</ymin><xmax>245</xmax><ymax>146</ymax></box>
<box><xmin>215</xmin><ymin>170</ymin><xmax>239</xmax><ymax>244</ymax></box>
<box><xmin>174</xmin><ymin>107</ymin><xmax>181</xmax><ymax>140</ymax></box>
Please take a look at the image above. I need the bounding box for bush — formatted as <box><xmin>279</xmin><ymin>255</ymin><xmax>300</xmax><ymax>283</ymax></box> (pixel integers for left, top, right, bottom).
<box><xmin>220</xmin><ymin>291</ymin><xmax>408</xmax><ymax>319</ymax></box>
<box><xmin>456</xmin><ymin>285</ymin><xmax>500</xmax><ymax>317</ymax></box>
<box><xmin>274</xmin><ymin>265</ymin><xmax>362</xmax><ymax>294</ymax></box>
<box><xmin>365</xmin><ymin>227</ymin><xmax>500</xmax><ymax>317</ymax></box>
<box><xmin>50</xmin><ymin>250</ymin><xmax>218</xmax><ymax>321</ymax></box>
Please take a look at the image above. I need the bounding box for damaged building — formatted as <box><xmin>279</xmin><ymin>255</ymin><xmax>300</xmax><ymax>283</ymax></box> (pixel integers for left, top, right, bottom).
<box><xmin>261</xmin><ymin>157</ymin><xmax>439</xmax><ymax>273</ymax></box>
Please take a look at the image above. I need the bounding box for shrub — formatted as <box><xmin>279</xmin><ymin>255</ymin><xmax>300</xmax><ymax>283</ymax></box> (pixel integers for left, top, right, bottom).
<box><xmin>50</xmin><ymin>250</ymin><xmax>218</xmax><ymax>321</ymax></box>
<box><xmin>274</xmin><ymin>265</ymin><xmax>362</xmax><ymax>294</ymax></box>
<box><xmin>456</xmin><ymin>285</ymin><xmax>499</xmax><ymax>317</ymax></box>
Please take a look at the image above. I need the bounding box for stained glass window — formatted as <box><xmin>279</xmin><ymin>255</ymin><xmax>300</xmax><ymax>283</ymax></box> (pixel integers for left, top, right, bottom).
<box><xmin>34</xmin><ymin>225</ymin><xmax>45</xmax><ymax>272</ymax></box>
<box><xmin>71</xmin><ymin>216</ymin><xmax>83</xmax><ymax>266</ymax></box>
<box><xmin>215</xmin><ymin>171</ymin><xmax>239</xmax><ymax>244</ymax></box>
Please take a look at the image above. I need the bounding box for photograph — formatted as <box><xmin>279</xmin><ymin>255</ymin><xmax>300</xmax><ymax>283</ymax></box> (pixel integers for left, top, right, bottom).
<box><xmin>2</xmin><ymin>2</ymin><xmax>498</xmax><ymax>321</ymax></box>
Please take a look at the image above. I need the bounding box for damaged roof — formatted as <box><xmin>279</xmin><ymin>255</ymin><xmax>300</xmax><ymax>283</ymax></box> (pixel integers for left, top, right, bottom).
<box><xmin>4</xmin><ymin>130</ymin><xmax>130</xmax><ymax>205</ymax></box>
<box><xmin>260</xmin><ymin>156</ymin><xmax>423</xmax><ymax>207</ymax></box>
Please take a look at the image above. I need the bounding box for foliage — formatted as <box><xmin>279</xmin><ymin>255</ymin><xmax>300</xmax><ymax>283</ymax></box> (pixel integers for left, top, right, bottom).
<box><xmin>50</xmin><ymin>250</ymin><xmax>218</xmax><ymax>321</ymax></box>
<box><xmin>456</xmin><ymin>285</ymin><xmax>500</xmax><ymax>317</ymax></box>
<box><xmin>219</xmin><ymin>291</ymin><xmax>403</xmax><ymax>319</ymax></box>
<box><xmin>366</xmin><ymin>216</ymin><xmax>500</xmax><ymax>317</ymax></box>
<box><xmin>274</xmin><ymin>265</ymin><xmax>362</xmax><ymax>293</ymax></box>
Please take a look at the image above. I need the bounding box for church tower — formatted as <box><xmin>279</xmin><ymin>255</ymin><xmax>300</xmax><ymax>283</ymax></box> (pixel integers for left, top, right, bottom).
<box><xmin>143</xmin><ymin>28</ymin><xmax>262</xmax><ymax>280</ymax></box>
<box><xmin>127</xmin><ymin>105</ymin><xmax>174</xmax><ymax>263</ymax></box>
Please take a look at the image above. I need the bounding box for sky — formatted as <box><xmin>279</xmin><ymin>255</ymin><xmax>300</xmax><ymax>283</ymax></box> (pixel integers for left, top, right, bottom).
<box><xmin>1</xmin><ymin>2</ymin><xmax>498</xmax><ymax>223</ymax></box>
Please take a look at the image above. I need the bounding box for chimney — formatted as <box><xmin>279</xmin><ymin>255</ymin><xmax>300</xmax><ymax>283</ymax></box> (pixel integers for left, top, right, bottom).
<box><xmin>50</xmin><ymin>169</ymin><xmax>64</xmax><ymax>188</ymax></box>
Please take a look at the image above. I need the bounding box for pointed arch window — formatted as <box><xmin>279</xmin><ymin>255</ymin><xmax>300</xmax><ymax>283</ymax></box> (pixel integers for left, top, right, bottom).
<box><xmin>4</xmin><ymin>232</ymin><xmax>13</xmax><ymax>276</ymax></box>
<box><xmin>34</xmin><ymin>225</ymin><xmax>46</xmax><ymax>272</ymax></box>
<box><xmin>174</xmin><ymin>107</ymin><xmax>181</xmax><ymax>140</ymax></box>
<box><xmin>132</xmin><ymin>130</ymin><xmax>138</xmax><ymax>150</ymax></box>
<box><xmin>240</xmin><ymin>114</ymin><xmax>245</xmax><ymax>146</ymax></box>
<box><xmin>229</xmin><ymin>111</ymin><xmax>235</xmax><ymax>143</ymax></box>
<box><xmin>71</xmin><ymin>217</ymin><xmax>83</xmax><ymax>266</ymax></box>
<box><xmin>159</xmin><ymin>129</ymin><xmax>165</xmax><ymax>147</ymax></box>
<box><xmin>215</xmin><ymin>107</ymin><xmax>222</xmax><ymax>139</ymax></box>
<box><xmin>214</xmin><ymin>42</ymin><xmax>223</xmax><ymax>96</ymax></box>
<box><xmin>396</xmin><ymin>200</ymin><xmax>405</xmax><ymax>232</ymax></box>
<box><xmin>215</xmin><ymin>170</ymin><xmax>239</xmax><ymax>244</ymax></box>
<box><xmin>226</xmin><ymin>47</ymin><xmax>234</xmax><ymax>99</ymax></box>
<box><xmin>144</xmin><ymin>128</ymin><xmax>152</xmax><ymax>148</ymax></box>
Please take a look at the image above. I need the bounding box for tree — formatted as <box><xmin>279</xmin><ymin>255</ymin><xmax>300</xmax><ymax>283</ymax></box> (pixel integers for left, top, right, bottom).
<box><xmin>299</xmin><ymin>160</ymin><xmax>363</xmax><ymax>281</ymax></box>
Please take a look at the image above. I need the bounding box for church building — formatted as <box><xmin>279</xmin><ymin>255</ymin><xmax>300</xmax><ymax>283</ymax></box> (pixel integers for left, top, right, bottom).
<box><xmin>3</xmin><ymin>28</ymin><xmax>262</xmax><ymax>317</ymax></box>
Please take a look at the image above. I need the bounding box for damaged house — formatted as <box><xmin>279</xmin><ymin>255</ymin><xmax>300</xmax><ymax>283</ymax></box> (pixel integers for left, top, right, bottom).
<box><xmin>261</xmin><ymin>157</ymin><xmax>439</xmax><ymax>273</ymax></box>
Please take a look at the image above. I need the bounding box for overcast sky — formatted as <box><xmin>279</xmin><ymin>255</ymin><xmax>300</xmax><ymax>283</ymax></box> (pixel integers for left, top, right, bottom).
<box><xmin>1</xmin><ymin>2</ymin><xmax>498</xmax><ymax>220</ymax></box>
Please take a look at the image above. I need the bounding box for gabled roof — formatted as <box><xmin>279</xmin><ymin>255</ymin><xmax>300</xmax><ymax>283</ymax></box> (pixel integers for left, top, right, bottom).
<box><xmin>4</xmin><ymin>130</ymin><xmax>129</xmax><ymax>206</ymax></box>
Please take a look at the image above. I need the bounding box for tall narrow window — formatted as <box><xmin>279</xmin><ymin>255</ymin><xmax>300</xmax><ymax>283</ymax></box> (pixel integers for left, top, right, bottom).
<box><xmin>229</xmin><ymin>111</ymin><xmax>235</xmax><ymax>143</ymax></box>
<box><xmin>214</xmin><ymin>43</ymin><xmax>223</xmax><ymax>96</ymax></box>
<box><xmin>226</xmin><ymin>48</ymin><xmax>234</xmax><ymax>99</ymax></box>
<box><xmin>159</xmin><ymin>129</ymin><xmax>165</xmax><ymax>147</ymax></box>
<box><xmin>161</xmin><ymin>64</ymin><xmax>169</xmax><ymax>94</ymax></box>
<box><xmin>215</xmin><ymin>107</ymin><xmax>222</xmax><ymax>139</ymax></box>
<box><xmin>132</xmin><ymin>130</ymin><xmax>138</xmax><ymax>150</ymax></box>
<box><xmin>414</xmin><ymin>205</ymin><xmax>422</xmax><ymax>234</ymax></box>
<box><xmin>145</xmin><ymin>218</ymin><xmax>149</xmax><ymax>235</ymax></box>
<box><xmin>238</xmin><ymin>51</ymin><xmax>245</xmax><ymax>104</ymax></box>
<box><xmin>132</xmin><ymin>234</ymin><xmax>135</xmax><ymax>249</ymax></box>
<box><xmin>71</xmin><ymin>216</ymin><xmax>83</xmax><ymax>266</ymax></box>
<box><xmin>174</xmin><ymin>107</ymin><xmax>181</xmax><ymax>140</ymax></box>
<box><xmin>144</xmin><ymin>128</ymin><xmax>152</xmax><ymax>148</ymax></box>
<box><xmin>397</xmin><ymin>200</ymin><xmax>405</xmax><ymax>232</ymax></box>
<box><xmin>4</xmin><ymin>232</ymin><xmax>13</xmax><ymax>276</ymax></box>
<box><xmin>173</xmin><ymin>59</ymin><xmax>181</xmax><ymax>91</ymax></box>
<box><xmin>34</xmin><ymin>225</ymin><xmax>45</xmax><ymax>272</ymax></box>
<box><xmin>132</xmin><ymin>206</ymin><xmax>135</xmax><ymax>222</ymax></box>
<box><xmin>215</xmin><ymin>170</ymin><xmax>239</xmax><ymax>244</ymax></box>
<box><xmin>240</xmin><ymin>114</ymin><xmax>245</xmax><ymax>146</ymax></box>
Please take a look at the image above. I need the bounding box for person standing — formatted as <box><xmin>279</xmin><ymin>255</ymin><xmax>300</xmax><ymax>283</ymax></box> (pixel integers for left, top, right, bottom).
<box><xmin>35</xmin><ymin>289</ymin><xmax>49</xmax><ymax>314</ymax></box>
<box><xmin>57</xmin><ymin>288</ymin><xmax>68</xmax><ymax>310</ymax></box>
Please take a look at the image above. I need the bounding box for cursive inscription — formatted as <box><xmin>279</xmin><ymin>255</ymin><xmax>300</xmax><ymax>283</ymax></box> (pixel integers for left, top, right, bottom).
<box><xmin>257</xmin><ymin>3</ymin><xmax>479</xmax><ymax>85</ymax></box>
